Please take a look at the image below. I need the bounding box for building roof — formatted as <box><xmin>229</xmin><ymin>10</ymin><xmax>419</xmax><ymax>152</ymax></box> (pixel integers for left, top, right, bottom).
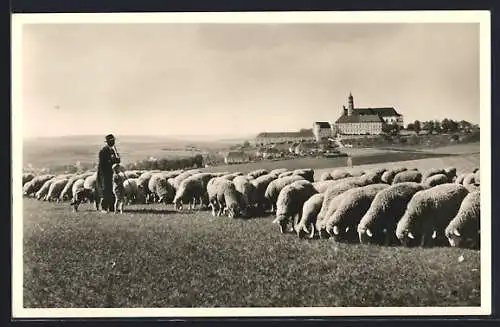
<box><xmin>313</xmin><ymin>121</ymin><xmax>331</xmax><ymax>128</ymax></box>
<box><xmin>353</xmin><ymin>107</ymin><xmax>401</xmax><ymax>117</ymax></box>
<box><xmin>256</xmin><ymin>130</ymin><xmax>314</xmax><ymax>139</ymax></box>
<box><xmin>335</xmin><ymin>114</ymin><xmax>385</xmax><ymax>124</ymax></box>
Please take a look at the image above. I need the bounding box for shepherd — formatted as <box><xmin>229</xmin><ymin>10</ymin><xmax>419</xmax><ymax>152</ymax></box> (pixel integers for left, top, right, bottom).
<box><xmin>97</xmin><ymin>134</ymin><xmax>121</xmax><ymax>213</ymax></box>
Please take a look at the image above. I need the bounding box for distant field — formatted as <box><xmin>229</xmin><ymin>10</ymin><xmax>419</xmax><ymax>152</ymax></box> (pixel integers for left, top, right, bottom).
<box><xmin>22</xmin><ymin>154</ymin><xmax>482</xmax><ymax>308</ymax></box>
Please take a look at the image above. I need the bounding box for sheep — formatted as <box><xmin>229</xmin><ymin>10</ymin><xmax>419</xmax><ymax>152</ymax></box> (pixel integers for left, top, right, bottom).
<box><xmin>421</xmin><ymin>168</ymin><xmax>447</xmax><ymax>182</ymax></box>
<box><xmin>35</xmin><ymin>177</ymin><xmax>56</xmax><ymax>200</ymax></box>
<box><xmin>269</xmin><ymin>168</ymin><xmax>289</xmax><ymax>176</ymax></box>
<box><xmin>474</xmin><ymin>170</ymin><xmax>480</xmax><ymax>185</ymax></box>
<box><xmin>251</xmin><ymin>174</ymin><xmax>279</xmax><ymax>212</ymax></box>
<box><xmin>395</xmin><ymin>183</ymin><xmax>470</xmax><ymax>247</ymax></box>
<box><xmin>45</xmin><ymin>178</ymin><xmax>69</xmax><ymax>202</ymax></box>
<box><xmin>222</xmin><ymin>172</ymin><xmax>244</xmax><ymax>181</ymax></box>
<box><xmin>325</xmin><ymin>183</ymin><xmax>390</xmax><ymax>242</ymax></box>
<box><xmin>170</xmin><ymin>169</ymin><xmax>203</xmax><ymax>190</ymax></box>
<box><xmin>357</xmin><ymin>182</ymin><xmax>426</xmax><ymax>245</ymax></box>
<box><xmin>347</xmin><ymin>169</ymin><xmax>365</xmax><ymax>177</ymax></box>
<box><xmin>319</xmin><ymin>171</ymin><xmax>334</xmax><ymax>181</ymax></box>
<box><xmin>23</xmin><ymin>174</ymin><xmax>55</xmax><ymax>197</ymax></box>
<box><xmin>292</xmin><ymin>168</ymin><xmax>314</xmax><ymax>182</ymax></box>
<box><xmin>124</xmin><ymin>171</ymin><xmax>139</xmax><ymax>179</ymax></box>
<box><xmin>264</xmin><ymin>175</ymin><xmax>304</xmax><ymax>213</ymax></box>
<box><xmin>312</xmin><ymin>180</ymin><xmax>338</xmax><ymax>194</ymax></box>
<box><xmin>329</xmin><ymin>169</ymin><xmax>353</xmax><ymax>181</ymax></box>
<box><xmin>208</xmin><ymin>178</ymin><xmax>247</xmax><ymax>218</ymax></box>
<box><xmin>137</xmin><ymin>172</ymin><xmax>155</xmax><ymax>203</ymax></box>
<box><xmin>392</xmin><ymin>170</ymin><xmax>422</xmax><ymax>184</ymax></box>
<box><xmin>455</xmin><ymin>173</ymin><xmax>467</xmax><ymax>185</ymax></box>
<box><xmin>22</xmin><ymin>173</ymin><xmax>35</xmax><ymax>186</ymax></box>
<box><xmin>445</xmin><ymin>191</ymin><xmax>480</xmax><ymax>249</ymax></box>
<box><xmin>443</xmin><ymin>167</ymin><xmax>457</xmax><ymax>183</ymax></box>
<box><xmin>233</xmin><ymin>176</ymin><xmax>257</xmax><ymax>214</ymax></box>
<box><xmin>69</xmin><ymin>178</ymin><xmax>97</xmax><ymax>212</ymax></box>
<box><xmin>462</xmin><ymin>172</ymin><xmax>480</xmax><ymax>192</ymax></box>
<box><xmin>278</xmin><ymin>171</ymin><xmax>294</xmax><ymax>178</ymax></box>
<box><xmin>422</xmin><ymin>174</ymin><xmax>449</xmax><ymax>188</ymax></box>
<box><xmin>381</xmin><ymin>167</ymin><xmax>407</xmax><ymax>184</ymax></box>
<box><xmin>59</xmin><ymin>172</ymin><xmax>93</xmax><ymax>202</ymax></box>
<box><xmin>364</xmin><ymin>167</ymin><xmax>387</xmax><ymax>177</ymax></box>
<box><xmin>272</xmin><ymin>180</ymin><xmax>318</xmax><ymax>234</ymax></box>
<box><xmin>295</xmin><ymin>193</ymin><xmax>324</xmax><ymax>239</ymax></box>
<box><xmin>247</xmin><ymin>169</ymin><xmax>269</xmax><ymax>179</ymax></box>
<box><xmin>151</xmin><ymin>176</ymin><xmax>176</xmax><ymax>205</ymax></box>
<box><xmin>173</xmin><ymin>173</ymin><xmax>214</xmax><ymax>210</ymax></box>
<box><xmin>121</xmin><ymin>178</ymin><xmax>144</xmax><ymax>206</ymax></box>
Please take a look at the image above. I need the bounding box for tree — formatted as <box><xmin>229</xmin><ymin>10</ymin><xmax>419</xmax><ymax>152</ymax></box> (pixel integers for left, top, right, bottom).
<box><xmin>382</xmin><ymin>123</ymin><xmax>400</xmax><ymax>136</ymax></box>
<box><xmin>441</xmin><ymin>118</ymin><xmax>451</xmax><ymax>133</ymax></box>
<box><xmin>433</xmin><ymin>120</ymin><xmax>442</xmax><ymax>133</ymax></box>
<box><xmin>406</xmin><ymin>123</ymin><xmax>415</xmax><ymax>131</ymax></box>
<box><xmin>242</xmin><ymin>140</ymin><xmax>250</xmax><ymax>148</ymax></box>
<box><xmin>422</xmin><ymin>120</ymin><xmax>434</xmax><ymax>133</ymax></box>
<box><xmin>414</xmin><ymin>120</ymin><xmax>421</xmax><ymax>134</ymax></box>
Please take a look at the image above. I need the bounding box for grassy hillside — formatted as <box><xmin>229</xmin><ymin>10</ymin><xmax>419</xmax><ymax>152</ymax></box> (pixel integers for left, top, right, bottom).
<box><xmin>22</xmin><ymin>154</ymin><xmax>482</xmax><ymax>308</ymax></box>
<box><xmin>23</xmin><ymin>199</ymin><xmax>480</xmax><ymax>308</ymax></box>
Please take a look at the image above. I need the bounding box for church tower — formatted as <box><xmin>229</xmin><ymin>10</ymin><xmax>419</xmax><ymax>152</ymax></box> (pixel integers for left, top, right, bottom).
<box><xmin>347</xmin><ymin>92</ymin><xmax>354</xmax><ymax>116</ymax></box>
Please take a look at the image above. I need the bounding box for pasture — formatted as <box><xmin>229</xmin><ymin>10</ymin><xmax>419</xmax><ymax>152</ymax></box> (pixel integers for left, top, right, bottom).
<box><xmin>22</xmin><ymin>153</ymin><xmax>482</xmax><ymax>308</ymax></box>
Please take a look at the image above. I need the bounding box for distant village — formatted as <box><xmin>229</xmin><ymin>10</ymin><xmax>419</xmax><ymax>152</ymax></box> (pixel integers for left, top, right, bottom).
<box><xmin>223</xmin><ymin>93</ymin><xmax>479</xmax><ymax>165</ymax></box>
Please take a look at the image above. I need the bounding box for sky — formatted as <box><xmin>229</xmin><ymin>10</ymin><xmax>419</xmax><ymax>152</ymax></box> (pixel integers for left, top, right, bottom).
<box><xmin>20</xmin><ymin>22</ymin><xmax>480</xmax><ymax>139</ymax></box>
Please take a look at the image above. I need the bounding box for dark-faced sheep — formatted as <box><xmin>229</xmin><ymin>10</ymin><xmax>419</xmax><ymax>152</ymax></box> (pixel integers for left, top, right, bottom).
<box><xmin>396</xmin><ymin>183</ymin><xmax>470</xmax><ymax>247</ymax></box>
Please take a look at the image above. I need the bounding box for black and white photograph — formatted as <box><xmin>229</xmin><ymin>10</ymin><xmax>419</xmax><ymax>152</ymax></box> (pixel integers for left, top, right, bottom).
<box><xmin>12</xmin><ymin>11</ymin><xmax>491</xmax><ymax>318</ymax></box>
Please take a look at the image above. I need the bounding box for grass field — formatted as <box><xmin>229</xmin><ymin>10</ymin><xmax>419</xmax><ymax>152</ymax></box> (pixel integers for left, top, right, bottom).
<box><xmin>22</xmin><ymin>154</ymin><xmax>482</xmax><ymax>308</ymax></box>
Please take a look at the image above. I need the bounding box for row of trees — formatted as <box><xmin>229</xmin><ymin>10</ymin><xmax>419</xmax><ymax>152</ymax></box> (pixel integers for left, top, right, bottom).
<box><xmin>125</xmin><ymin>154</ymin><xmax>204</xmax><ymax>171</ymax></box>
<box><xmin>406</xmin><ymin>119</ymin><xmax>476</xmax><ymax>134</ymax></box>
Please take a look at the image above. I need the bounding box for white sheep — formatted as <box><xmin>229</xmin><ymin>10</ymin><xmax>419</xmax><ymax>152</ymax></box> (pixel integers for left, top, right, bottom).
<box><xmin>445</xmin><ymin>191</ymin><xmax>480</xmax><ymax>249</ymax></box>
<box><xmin>22</xmin><ymin>173</ymin><xmax>35</xmax><ymax>186</ymax></box>
<box><xmin>264</xmin><ymin>175</ymin><xmax>304</xmax><ymax>213</ymax></box>
<box><xmin>233</xmin><ymin>176</ymin><xmax>257</xmax><ymax>215</ymax></box>
<box><xmin>278</xmin><ymin>171</ymin><xmax>294</xmax><ymax>178</ymax></box>
<box><xmin>272</xmin><ymin>180</ymin><xmax>318</xmax><ymax>234</ymax></box>
<box><xmin>251</xmin><ymin>174</ymin><xmax>279</xmax><ymax>212</ymax></box>
<box><xmin>247</xmin><ymin>169</ymin><xmax>269</xmax><ymax>179</ymax></box>
<box><xmin>35</xmin><ymin>177</ymin><xmax>56</xmax><ymax>200</ymax></box>
<box><xmin>312</xmin><ymin>180</ymin><xmax>338</xmax><ymax>193</ymax></box>
<box><xmin>421</xmin><ymin>168</ymin><xmax>447</xmax><ymax>182</ymax></box>
<box><xmin>292</xmin><ymin>168</ymin><xmax>314</xmax><ymax>182</ymax></box>
<box><xmin>381</xmin><ymin>167</ymin><xmax>407</xmax><ymax>184</ymax></box>
<box><xmin>392</xmin><ymin>170</ymin><xmax>422</xmax><ymax>184</ymax></box>
<box><xmin>23</xmin><ymin>174</ymin><xmax>55</xmax><ymax>197</ymax></box>
<box><xmin>173</xmin><ymin>173</ymin><xmax>214</xmax><ymax>210</ymax></box>
<box><xmin>208</xmin><ymin>178</ymin><xmax>247</xmax><ymax>218</ymax></box>
<box><xmin>357</xmin><ymin>182</ymin><xmax>426</xmax><ymax>245</ymax></box>
<box><xmin>295</xmin><ymin>193</ymin><xmax>324</xmax><ymax>239</ymax></box>
<box><xmin>422</xmin><ymin>173</ymin><xmax>449</xmax><ymax>188</ymax></box>
<box><xmin>396</xmin><ymin>183</ymin><xmax>470</xmax><ymax>247</ymax></box>
<box><xmin>325</xmin><ymin>183</ymin><xmax>389</xmax><ymax>242</ymax></box>
<box><xmin>45</xmin><ymin>178</ymin><xmax>69</xmax><ymax>202</ymax></box>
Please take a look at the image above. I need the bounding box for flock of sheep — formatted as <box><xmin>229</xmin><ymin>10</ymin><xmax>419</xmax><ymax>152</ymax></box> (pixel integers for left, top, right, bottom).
<box><xmin>22</xmin><ymin>164</ymin><xmax>481</xmax><ymax>249</ymax></box>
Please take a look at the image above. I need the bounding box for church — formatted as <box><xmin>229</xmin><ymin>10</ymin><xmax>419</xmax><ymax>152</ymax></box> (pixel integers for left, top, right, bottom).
<box><xmin>334</xmin><ymin>93</ymin><xmax>404</xmax><ymax>135</ymax></box>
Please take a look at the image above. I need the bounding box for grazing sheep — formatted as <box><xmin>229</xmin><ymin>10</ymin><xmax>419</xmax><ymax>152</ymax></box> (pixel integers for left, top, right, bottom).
<box><xmin>422</xmin><ymin>174</ymin><xmax>449</xmax><ymax>188</ymax></box>
<box><xmin>170</xmin><ymin>169</ymin><xmax>203</xmax><ymax>190</ymax></box>
<box><xmin>45</xmin><ymin>178</ymin><xmax>69</xmax><ymax>202</ymax></box>
<box><xmin>208</xmin><ymin>178</ymin><xmax>246</xmax><ymax>218</ymax></box>
<box><xmin>264</xmin><ymin>175</ymin><xmax>304</xmax><ymax>213</ymax></box>
<box><xmin>455</xmin><ymin>173</ymin><xmax>467</xmax><ymax>185</ymax></box>
<box><xmin>347</xmin><ymin>169</ymin><xmax>365</xmax><ymax>177</ymax></box>
<box><xmin>35</xmin><ymin>178</ymin><xmax>56</xmax><ymax>200</ymax></box>
<box><xmin>247</xmin><ymin>169</ymin><xmax>269</xmax><ymax>179</ymax></box>
<box><xmin>137</xmin><ymin>172</ymin><xmax>155</xmax><ymax>203</ymax></box>
<box><xmin>269</xmin><ymin>168</ymin><xmax>289</xmax><ymax>176</ymax></box>
<box><xmin>251</xmin><ymin>174</ymin><xmax>279</xmax><ymax>212</ymax></box>
<box><xmin>292</xmin><ymin>168</ymin><xmax>314</xmax><ymax>182</ymax></box>
<box><xmin>445</xmin><ymin>191</ymin><xmax>480</xmax><ymax>249</ymax></box>
<box><xmin>443</xmin><ymin>167</ymin><xmax>457</xmax><ymax>182</ymax></box>
<box><xmin>319</xmin><ymin>171</ymin><xmax>334</xmax><ymax>181</ymax></box>
<box><xmin>121</xmin><ymin>178</ymin><xmax>144</xmax><ymax>205</ymax></box>
<box><xmin>421</xmin><ymin>168</ymin><xmax>447</xmax><ymax>182</ymax></box>
<box><xmin>365</xmin><ymin>167</ymin><xmax>387</xmax><ymax>177</ymax></box>
<box><xmin>462</xmin><ymin>172</ymin><xmax>480</xmax><ymax>192</ymax></box>
<box><xmin>392</xmin><ymin>170</ymin><xmax>422</xmax><ymax>184</ymax></box>
<box><xmin>381</xmin><ymin>167</ymin><xmax>407</xmax><ymax>184</ymax></box>
<box><xmin>233</xmin><ymin>176</ymin><xmax>257</xmax><ymax>213</ymax></box>
<box><xmin>312</xmin><ymin>180</ymin><xmax>338</xmax><ymax>193</ymax></box>
<box><xmin>23</xmin><ymin>174</ymin><xmax>55</xmax><ymax>197</ymax></box>
<box><xmin>173</xmin><ymin>175</ymin><xmax>206</xmax><ymax>210</ymax></box>
<box><xmin>124</xmin><ymin>171</ymin><xmax>139</xmax><ymax>179</ymax></box>
<box><xmin>326</xmin><ymin>183</ymin><xmax>389</xmax><ymax>242</ymax></box>
<box><xmin>295</xmin><ymin>193</ymin><xmax>324</xmax><ymax>239</ymax></box>
<box><xmin>222</xmin><ymin>172</ymin><xmax>244</xmax><ymax>181</ymax></box>
<box><xmin>278</xmin><ymin>171</ymin><xmax>294</xmax><ymax>178</ymax></box>
<box><xmin>22</xmin><ymin>173</ymin><xmax>35</xmax><ymax>186</ymax></box>
<box><xmin>357</xmin><ymin>182</ymin><xmax>426</xmax><ymax>245</ymax></box>
<box><xmin>329</xmin><ymin>169</ymin><xmax>353</xmax><ymax>181</ymax></box>
<box><xmin>69</xmin><ymin>177</ymin><xmax>98</xmax><ymax>212</ymax></box>
<box><xmin>59</xmin><ymin>174</ymin><xmax>84</xmax><ymax>201</ymax></box>
<box><xmin>396</xmin><ymin>183</ymin><xmax>470</xmax><ymax>247</ymax></box>
<box><xmin>272</xmin><ymin>181</ymin><xmax>318</xmax><ymax>234</ymax></box>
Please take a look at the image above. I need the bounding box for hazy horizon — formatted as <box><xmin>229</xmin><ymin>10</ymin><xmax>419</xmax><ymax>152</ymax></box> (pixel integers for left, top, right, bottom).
<box><xmin>21</xmin><ymin>23</ymin><xmax>480</xmax><ymax>138</ymax></box>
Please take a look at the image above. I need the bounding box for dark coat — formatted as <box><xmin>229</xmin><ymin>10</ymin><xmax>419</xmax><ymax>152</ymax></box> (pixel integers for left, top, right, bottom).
<box><xmin>97</xmin><ymin>145</ymin><xmax>120</xmax><ymax>194</ymax></box>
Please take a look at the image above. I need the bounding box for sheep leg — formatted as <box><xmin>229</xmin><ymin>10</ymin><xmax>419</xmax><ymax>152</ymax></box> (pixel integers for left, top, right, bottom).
<box><xmin>114</xmin><ymin>198</ymin><xmax>120</xmax><ymax>214</ymax></box>
<box><xmin>119</xmin><ymin>200</ymin><xmax>124</xmax><ymax>214</ymax></box>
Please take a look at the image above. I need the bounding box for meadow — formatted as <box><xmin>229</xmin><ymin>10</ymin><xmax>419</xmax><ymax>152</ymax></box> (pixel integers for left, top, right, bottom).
<box><xmin>22</xmin><ymin>151</ymin><xmax>482</xmax><ymax>308</ymax></box>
